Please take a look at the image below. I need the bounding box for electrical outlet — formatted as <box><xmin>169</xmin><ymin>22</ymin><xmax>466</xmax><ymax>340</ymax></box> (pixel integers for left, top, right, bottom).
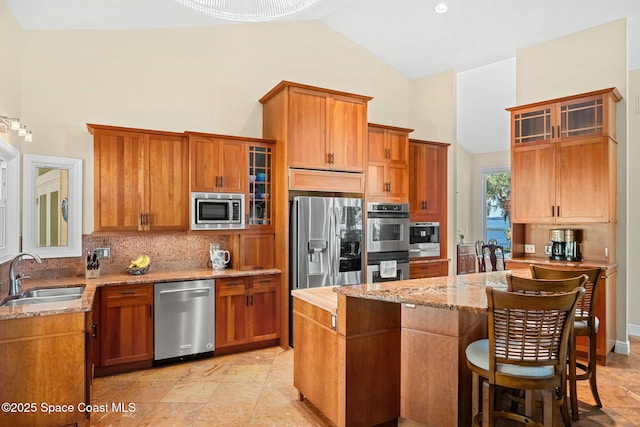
<box><xmin>524</xmin><ymin>244</ymin><xmax>535</xmax><ymax>254</ymax></box>
<box><xmin>96</xmin><ymin>247</ymin><xmax>111</xmax><ymax>258</ymax></box>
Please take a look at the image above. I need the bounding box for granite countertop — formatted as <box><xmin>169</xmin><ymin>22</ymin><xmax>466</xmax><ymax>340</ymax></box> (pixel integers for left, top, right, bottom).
<box><xmin>507</xmin><ymin>257</ymin><xmax>617</xmax><ymax>273</ymax></box>
<box><xmin>0</xmin><ymin>267</ymin><xmax>280</xmax><ymax>320</ymax></box>
<box><xmin>334</xmin><ymin>271</ymin><xmax>517</xmax><ymax>314</ymax></box>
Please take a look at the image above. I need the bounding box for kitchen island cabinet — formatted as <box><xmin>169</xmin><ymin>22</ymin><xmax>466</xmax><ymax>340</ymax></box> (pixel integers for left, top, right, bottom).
<box><xmin>0</xmin><ymin>313</ymin><xmax>87</xmax><ymax>427</ymax></box>
<box><xmin>292</xmin><ymin>271</ymin><xmax>515</xmax><ymax>427</ymax></box>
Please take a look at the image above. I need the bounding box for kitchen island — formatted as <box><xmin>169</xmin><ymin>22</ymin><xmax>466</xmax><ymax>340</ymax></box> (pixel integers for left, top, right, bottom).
<box><xmin>292</xmin><ymin>271</ymin><xmax>518</xmax><ymax>427</ymax></box>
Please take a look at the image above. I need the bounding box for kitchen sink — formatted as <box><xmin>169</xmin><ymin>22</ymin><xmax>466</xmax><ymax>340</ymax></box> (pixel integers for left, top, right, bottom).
<box><xmin>22</xmin><ymin>286</ymin><xmax>85</xmax><ymax>298</ymax></box>
<box><xmin>0</xmin><ymin>286</ymin><xmax>85</xmax><ymax>307</ymax></box>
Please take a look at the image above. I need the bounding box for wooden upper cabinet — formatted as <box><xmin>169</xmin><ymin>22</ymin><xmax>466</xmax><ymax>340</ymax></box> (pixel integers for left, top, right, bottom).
<box><xmin>409</xmin><ymin>140</ymin><xmax>448</xmax><ymax>221</ymax></box>
<box><xmin>508</xmin><ymin>88</ymin><xmax>621</xmax><ymax>223</ymax></box>
<box><xmin>367</xmin><ymin>124</ymin><xmax>412</xmax><ymax>203</ymax></box>
<box><xmin>189</xmin><ymin>134</ymin><xmax>246</xmax><ymax>193</ymax></box>
<box><xmin>89</xmin><ymin>124</ymin><xmax>189</xmax><ymax>232</ymax></box>
<box><xmin>260</xmin><ymin>81</ymin><xmax>371</xmax><ymax>173</ymax></box>
<box><xmin>509</xmin><ymin>88</ymin><xmax>621</xmax><ymax>146</ymax></box>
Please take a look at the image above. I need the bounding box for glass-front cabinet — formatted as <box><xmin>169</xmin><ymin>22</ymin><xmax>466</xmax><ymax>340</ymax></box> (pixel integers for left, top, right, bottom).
<box><xmin>510</xmin><ymin>88</ymin><xmax>621</xmax><ymax>146</ymax></box>
<box><xmin>248</xmin><ymin>144</ymin><xmax>273</xmax><ymax>227</ymax></box>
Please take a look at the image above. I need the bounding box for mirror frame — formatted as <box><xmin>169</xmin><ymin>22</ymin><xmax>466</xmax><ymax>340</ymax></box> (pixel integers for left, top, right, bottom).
<box><xmin>22</xmin><ymin>154</ymin><xmax>83</xmax><ymax>258</ymax></box>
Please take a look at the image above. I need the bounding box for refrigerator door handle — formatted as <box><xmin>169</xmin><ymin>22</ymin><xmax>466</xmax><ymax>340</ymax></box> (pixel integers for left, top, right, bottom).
<box><xmin>333</xmin><ymin>206</ymin><xmax>340</xmax><ymax>282</ymax></box>
<box><xmin>329</xmin><ymin>206</ymin><xmax>335</xmax><ymax>281</ymax></box>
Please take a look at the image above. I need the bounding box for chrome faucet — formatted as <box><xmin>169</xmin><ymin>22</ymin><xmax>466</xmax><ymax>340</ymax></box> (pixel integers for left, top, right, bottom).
<box><xmin>9</xmin><ymin>253</ymin><xmax>42</xmax><ymax>296</ymax></box>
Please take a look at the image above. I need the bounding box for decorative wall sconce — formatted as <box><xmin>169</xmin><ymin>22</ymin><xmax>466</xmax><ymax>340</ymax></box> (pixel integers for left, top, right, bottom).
<box><xmin>0</xmin><ymin>115</ymin><xmax>33</xmax><ymax>142</ymax></box>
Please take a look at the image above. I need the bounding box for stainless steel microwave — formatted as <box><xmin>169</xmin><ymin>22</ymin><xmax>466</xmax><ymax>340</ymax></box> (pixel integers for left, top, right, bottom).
<box><xmin>191</xmin><ymin>193</ymin><xmax>244</xmax><ymax>230</ymax></box>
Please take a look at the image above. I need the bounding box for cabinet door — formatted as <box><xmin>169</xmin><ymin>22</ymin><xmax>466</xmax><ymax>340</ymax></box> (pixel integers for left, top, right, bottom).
<box><xmin>510</xmin><ymin>143</ymin><xmax>556</xmax><ymax>223</ymax></box>
<box><xmin>387</xmin><ymin>163</ymin><xmax>408</xmax><ymax>202</ymax></box>
<box><xmin>511</xmin><ymin>104</ymin><xmax>554</xmax><ymax>145</ymax></box>
<box><xmin>94</xmin><ymin>130</ymin><xmax>146</xmax><ymax>231</ymax></box>
<box><xmin>100</xmin><ymin>284</ymin><xmax>153</xmax><ymax>366</ymax></box>
<box><xmin>387</xmin><ymin>129</ymin><xmax>409</xmax><ymax>165</ymax></box>
<box><xmin>148</xmin><ymin>133</ymin><xmax>189</xmax><ymax>230</ymax></box>
<box><xmin>557</xmin><ymin>137</ymin><xmax>610</xmax><ymax>222</ymax></box>
<box><xmin>328</xmin><ymin>96</ymin><xmax>366</xmax><ymax>172</ymax></box>
<box><xmin>558</xmin><ymin>94</ymin><xmax>607</xmax><ymax>141</ymax></box>
<box><xmin>410</xmin><ymin>261</ymin><xmax>448</xmax><ymax>279</ymax></box>
<box><xmin>366</xmin><ymin>162</ymin><xmax>387</xmax><ymax>198</ymax></box>
<box><xmin>218</xmin><ymin>139</ymin><xmax>246</xmax><ymax>193</ymax></box>
<box><xmin>249</xmin><ymin>275</ymin><xmax>280</xmax><ymax>341</ymax></box>
<box><xmin>409</xmin><ymin>142</ymin><xmax>443</xmax><ymax>219</ymax></box>
<box><xmin>367</xmin><ymin>127</ymin><xmax>387</xmax><ymax>162</ymax></box>
<box><xmin>239</xmin><ymin>234</ymin><xmax>275</xmax><ymax>269</ymax></box>
<box><xmin>190</xmin><ymin>136</ymin><xmax>219</xmax><ymax>192</ymax></box>
<box><xmin>289</xmin><ymin>88</ymin><xmax>328</xmax><ymax>169</ymax></box>
<box><xmin>215</xmin><ymin>278</ymin><xmax>250</xmax><ymax>348</ymax></box>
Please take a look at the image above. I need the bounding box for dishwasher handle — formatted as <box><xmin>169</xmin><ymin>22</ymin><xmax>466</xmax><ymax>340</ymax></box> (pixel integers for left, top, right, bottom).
<box><xmin>158</xmin><ymin>286</ymin><xmax>211</xmax><ymax>295</ymax></box>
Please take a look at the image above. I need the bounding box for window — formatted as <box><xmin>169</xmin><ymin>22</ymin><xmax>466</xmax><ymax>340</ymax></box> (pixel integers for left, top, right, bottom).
<box><xmin>481</xmin><ymin>167</ymin><xmax>511</xmax><ymax>258</ymax></box>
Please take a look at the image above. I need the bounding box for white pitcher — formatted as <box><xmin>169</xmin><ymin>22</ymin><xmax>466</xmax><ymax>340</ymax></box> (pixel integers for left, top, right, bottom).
<box><xmin>211</xmin><ymin>249</ymin><xmax>231</xmax><ymax>271</ymax></box>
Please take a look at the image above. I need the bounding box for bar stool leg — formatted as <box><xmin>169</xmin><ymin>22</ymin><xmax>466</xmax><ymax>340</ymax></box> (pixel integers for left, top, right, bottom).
<box><xmin>589</xmin><ymin>332</ymin><xmax>602</xmax><ymax>408</ymax></box>
<box><xmin>569</xmin><ymin>334</ymin><xmax>579</xmax><ymax>420</ymax></box>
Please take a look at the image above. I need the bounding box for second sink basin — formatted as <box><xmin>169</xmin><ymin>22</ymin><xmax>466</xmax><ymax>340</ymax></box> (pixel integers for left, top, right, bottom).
<box><xmin>1</xmin><ymin>294</ymin><xmax>83</xmax><ymax>307</ymax></box>
<box><xmin>22</xmin><ymin>286</ymin><xmax>85</xmax><ymax>298</ymax></box>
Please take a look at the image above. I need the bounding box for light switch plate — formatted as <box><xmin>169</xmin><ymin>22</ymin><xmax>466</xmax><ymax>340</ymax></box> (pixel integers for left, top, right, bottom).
<box><xmin>524</xmin><ymin>244</ymin><xmax>535</xmax><ymax>254</ymax></box>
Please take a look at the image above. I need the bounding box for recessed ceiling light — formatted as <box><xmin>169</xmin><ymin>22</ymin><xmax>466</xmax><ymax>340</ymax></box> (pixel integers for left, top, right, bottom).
<box><xmin>434</xmin><ymin>2</ymin><xmax>448</xmax><ymax>14</ymax></box>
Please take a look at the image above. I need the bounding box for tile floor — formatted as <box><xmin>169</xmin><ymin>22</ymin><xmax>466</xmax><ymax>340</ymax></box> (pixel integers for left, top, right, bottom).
<box><xmin>90</xmin><ymin>337</ymin><xmax>640</xmax><ymax>426</ymax></box>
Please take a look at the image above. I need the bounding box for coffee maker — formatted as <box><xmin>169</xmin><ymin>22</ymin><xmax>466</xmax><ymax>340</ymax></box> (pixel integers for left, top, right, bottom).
<box><xmin>549</xmin><ymin>229</ymin><xmax>566</xmax><ymax>260</ymax></box>
<box><xmin>563</xmin><ymin>229</ymin><xmax>582</xmax><ymax>261</ymax></box>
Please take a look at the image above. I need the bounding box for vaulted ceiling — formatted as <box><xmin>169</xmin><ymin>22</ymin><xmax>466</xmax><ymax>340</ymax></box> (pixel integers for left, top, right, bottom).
<box><xmin>6</xmin><ymin>0</ymin><xmax>640</xmax><ymax>79</ymax></box>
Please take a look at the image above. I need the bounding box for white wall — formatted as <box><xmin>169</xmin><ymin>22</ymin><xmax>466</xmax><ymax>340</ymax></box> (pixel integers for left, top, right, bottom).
<box><xmin>16</xmin><ymin>21</ymin><xmax>418</xmax><ymax>235</ymax></box>
<box><xmin>516</xmin><ymin>19</ymin><xmax>630</xmax><ymax>348</ymax></box>
<box><xmin>0</xmin><ymin>0</ymin><xmax>23</xmax><ymax>150</ymax></box>
<box><xmin>627</xmin><ymin>68</ymin><xmax>640</xmax><ymax>336</ymax></box>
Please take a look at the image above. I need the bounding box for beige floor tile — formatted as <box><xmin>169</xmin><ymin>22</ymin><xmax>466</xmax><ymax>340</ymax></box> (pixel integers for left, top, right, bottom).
<box><xmin>91</xmin><ymin>336</ymin><xmax>640</xmax><ymax>427</ymax></box>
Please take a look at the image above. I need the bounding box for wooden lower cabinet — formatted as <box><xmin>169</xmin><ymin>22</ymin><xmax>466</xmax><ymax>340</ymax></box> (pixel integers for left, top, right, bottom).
<box><xmin>457</xmin><ymin>244</ymin><xmax>477</xmax><ymax>275</ymax></box>
<box><xmin>293</xmin><ymin>291</ymin><xmax>401</xmax><ymax>427</ymax></box>
<box><xmin>99</xmin><ymin>284</ymin><xmax>154</xmax><ymax>369</ymax></box>
<box><xmin>410</xmin><ymin>260</ymin><xmax>448</xmax><ymax>279</ymax></box>
<box><xmin>401</xmin><ymin>304</ymin><xmax>486</xmax><ymax>426</ymax></box>
<box><xmin>215</xmin><ymin>274</ymin><xmax>280</xmax><ymax>350</ymax></box>
<box><xmin>0</xmin><ymin>313</ymin><xmax>87</xmax><ymax>427</ymax></box>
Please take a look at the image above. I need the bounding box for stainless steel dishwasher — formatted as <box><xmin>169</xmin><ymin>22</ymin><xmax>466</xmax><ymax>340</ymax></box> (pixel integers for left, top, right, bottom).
<box><xmin>154</xmin><ymin>279</ymin><xmax>215</xmax><ymax>364</ymax></box>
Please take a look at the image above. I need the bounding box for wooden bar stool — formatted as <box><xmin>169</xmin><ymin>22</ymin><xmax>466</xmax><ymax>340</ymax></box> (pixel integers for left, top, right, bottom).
<box><xmin>529</xmin><ymin>265</ymin><xmax>603</xmax><ymax>421</ymax></box>
<box><xmin>481</xmin><ymin>244</ymin><xmax>505</xmax><ymax>271</ymax></box>
<box><xmin>466</xmin><ymin>286</ymin><xmax>584</xmax><ymax>427</ymax></box>
<box><xmin>506</xmin><ymin>274</ymin><xmax>589</xmax><ymax>427</ymax></box>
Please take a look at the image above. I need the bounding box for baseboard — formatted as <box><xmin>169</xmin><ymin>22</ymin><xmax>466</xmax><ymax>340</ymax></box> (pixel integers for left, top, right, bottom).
<box><xmin>615</xmin><ymin>340</ymin><xmax>631</xmax><ymax>355</ymax></box>
<box><xmin>628</xmin><ymin>323</ymin><xmax>640</xmax><ymax>337</ymax></box>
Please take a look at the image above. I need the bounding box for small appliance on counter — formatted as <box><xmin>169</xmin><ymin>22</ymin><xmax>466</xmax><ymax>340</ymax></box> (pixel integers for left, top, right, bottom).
<box><xmin>545</xmin><ymin>228</ymin><xmax>582</xmax><ymax>261</ymax></box>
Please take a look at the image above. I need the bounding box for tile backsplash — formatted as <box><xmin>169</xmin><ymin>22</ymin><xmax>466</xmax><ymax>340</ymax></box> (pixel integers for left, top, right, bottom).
<box><xmin>0</xmin><ymin>233</ymin><xmax>233</xmax><ymax>296</ymax></box>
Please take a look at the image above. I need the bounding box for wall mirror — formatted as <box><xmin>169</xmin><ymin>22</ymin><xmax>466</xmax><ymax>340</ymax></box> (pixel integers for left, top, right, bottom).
<box><xmin>22</xmin><ymin>154</ymin><xmax>82</xmax><ymax>258</ymax></box>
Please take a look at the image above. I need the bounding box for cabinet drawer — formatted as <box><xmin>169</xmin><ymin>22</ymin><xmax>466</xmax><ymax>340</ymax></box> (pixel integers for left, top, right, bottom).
<box><xmin>102</xmin><ymin>285</ymin><xmax>152</xmax><ymax>304</ymax></box>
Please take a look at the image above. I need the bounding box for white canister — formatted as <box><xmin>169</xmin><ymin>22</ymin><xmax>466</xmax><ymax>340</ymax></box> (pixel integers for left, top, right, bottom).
<box><xmin>211</xmin><ymin>249</ymin><xmax>231</xmax><ymax>270</ymax></box>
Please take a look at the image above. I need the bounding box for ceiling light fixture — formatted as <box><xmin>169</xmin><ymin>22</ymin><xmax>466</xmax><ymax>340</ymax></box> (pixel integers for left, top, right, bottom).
<box><xmin>175</xmin><ymin>0</ymin><xmax>325</xmax><ymax>22</ymax></box>
<box><xmin>434</xmin><ymin>2</ymin><xmax>448</xmax><ymax>14</ymax></box>
<box><xmin>1</xmin><ymin>115</ymin><xmax>34</xmax><ymax>142</ymax></box>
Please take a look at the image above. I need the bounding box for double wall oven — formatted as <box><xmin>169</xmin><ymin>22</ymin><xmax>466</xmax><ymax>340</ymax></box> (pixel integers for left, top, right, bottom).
<box><xmin>366</xmin><ymin>202</ymin><xmax>410</xmax><ymax>283</ymax></box>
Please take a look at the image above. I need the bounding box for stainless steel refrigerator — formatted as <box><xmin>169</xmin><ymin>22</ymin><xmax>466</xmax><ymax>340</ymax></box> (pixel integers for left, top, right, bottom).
<box><xmin>290</xmin><ymin>196</ymin><xmax>363</xmax><ymax>290</ymax></box>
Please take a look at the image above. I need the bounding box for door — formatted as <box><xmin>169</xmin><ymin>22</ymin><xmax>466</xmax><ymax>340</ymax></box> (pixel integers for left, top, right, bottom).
<box><xmin>94</xmin><ymin>130</ymin><xmax>146</xmax><ymax>231</ymax></box>
<box><xmin>215</xmin><ymin>278</ymin><xmax>250</xmax><ymax>348</ymax></box>
<box><xmin>291</xmin><ymin>197</ymin><xmax>332</xmax><ymax>289</ymax></box>
<box><xmin>333</xmin><ymin>197</ymin><xmax>363</xmax><ymax>285</ymax></box>
<box><xmin>147</xmin><ymin>133</ymin><xmax>189</xmax><ymax>230</ymax></box>
<box><xmin>510</xmin><ymin>142</ymin><xmax>556</xmax><ymax>223</ymax></box>
<box><xmin>249</xmin><ymin>276</ymin><xmax>280</xmax><ymax>341</ymax></box>
<box><xmin>328</xmin><ymin>96</ymin><xmax>366</xmax><ymax>171</ymax></box>
<box><xmin>100</xmin><ymin>284</ymin><xmax>153</xmax><ymax>366</ymax></box>
<box><xmin>289</xmin><ymin>88</ymin><xmax>328</xmax><ymax>169</ymax></box>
